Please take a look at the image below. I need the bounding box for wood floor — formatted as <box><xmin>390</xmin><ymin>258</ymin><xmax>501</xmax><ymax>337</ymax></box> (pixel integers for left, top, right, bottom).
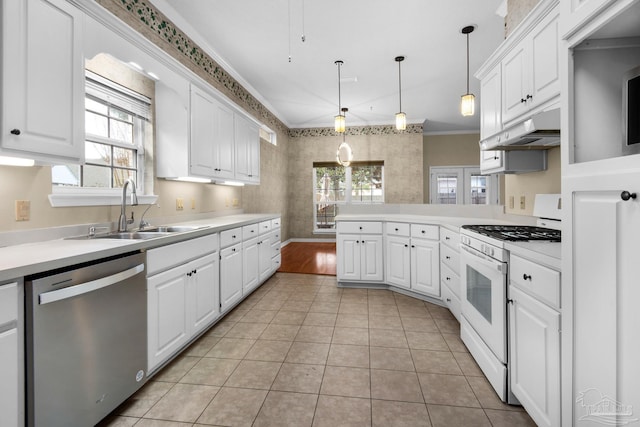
<box><xmin>278</xmin><ymin>242</ymin><xmax>336</xmax><ymax>275</ymax></box>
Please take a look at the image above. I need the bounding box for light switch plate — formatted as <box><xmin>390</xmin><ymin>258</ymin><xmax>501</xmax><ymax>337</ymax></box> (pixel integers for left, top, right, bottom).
<box><xmin>15</xmin><ymin>200</ymin><xmax>30</xmax><ymax>221</ymax></box>
<box><xmin>520</xmin><ymin>196</ymin><xmax>526</xmax><ymax>210</ymax></box>
<box><xmin>509</xmin><ymin>196</ymin><xmax>514</xmax><ymax>209</ymax></box>
<box><xmin>176</xmin><ymin>198</ymin><xmax>184</xmax><ymax>211</ymax></box>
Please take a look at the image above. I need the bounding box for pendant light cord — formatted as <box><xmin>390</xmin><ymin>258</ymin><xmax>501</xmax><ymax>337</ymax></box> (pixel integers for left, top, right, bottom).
<box><xmin>288</xmin><ymin>0</ymin><xmax>292</xmax><ymax>62</ymax></box>
<box><xmin>301</xmin><ymin>0</ymin><xmax>306</xmax><ymax>42</ymax></box>
<box><xmin>336</xmin><ymin>61</ymin><xmax>342</xmax><ymax>115</ymax></box>
<box><xmin>398</xmin><ymin>60</ymin><xmax>402</xmax><ymax>112</ymax></box>
<box><xmin>466</xmin><ymin>33</ymin><xmax>470</xmax><ymax>94</ymax></box>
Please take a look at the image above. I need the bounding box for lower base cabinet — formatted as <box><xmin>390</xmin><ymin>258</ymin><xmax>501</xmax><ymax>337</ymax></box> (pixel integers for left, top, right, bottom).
<box><xmin>0</xmin><ymin>327</ymin><xmax>19</xmax><ymax>427</ymax></box>
<box><xmin>221</xmin><ymin>243</ymin><xmax>243</xmax><ymax>311</ymax></box>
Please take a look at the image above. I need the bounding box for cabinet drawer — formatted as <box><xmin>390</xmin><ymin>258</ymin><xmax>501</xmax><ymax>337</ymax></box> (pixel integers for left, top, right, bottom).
<box><xmin>221</xmin><ymin>242</ymin><xmax>242</xmax><ymax>258</ymax></box>
<box><xmin>441</xmin><ymin>283</ymin><xmax>461</xmax><ymax>322</ymax></box>
<box><xmin>440</xmin><ymin>228</ymin><xmax>460</xmax><ymax>249</ymax></box>
<box><xmin>337</xmin><ymin>221</ymin><xmax>383</xmax><ymax>234</ymax></box>
<box><xmin>242</xmin><ymin>224</ymin><xmax>259</xmax><ymax>240</ymax></box>
<box><xmin>220</xmin><ymin>227</ymin><xmax>242</xmax><ymax>248</ymax></box>
<box><xmin>440</xmin><ymin>244</ymin><xmax>460</xmax><ymax>275</ymax></box>
<box><xmin>386</xmin><ymin>222</ymin><xmax>410</xmax><ymax>237</ymax></box>
<box><xmin>411</xmin><ymin>224</ymin><xmax>439</xmax><ymax>240</ymax></box>
<box><xmin>271</xmin><ymin>217</ymin><xmax>281</xmax><ymax>229</ymax></box>
<box><xmin>259</xmin><ymin>220</ymin><xmax>272</xmax><ymax>234</ymax></box>
<box><xmin>271</xmin><ymin>242</ymin><xmax>281</xmax><ymax>258</ymax></box>
<box><xmin>0</xmin><ymin>282</ymin><xmax>18</xmax><ymax>326</ymax></box>
<box><xmin>440</xmin><ymin>263</ymin><xmax>460</xmax><ymax>299</ymax></box>
<box><xmin>272</xmin><ymin>253</ymin><xmax>282</xmax><ymax>270</ymax></box>
<box><xmin>147</xmin><ymin>234</ymin><xmax>218</xmax><ymax>275</ymax></box>
<box><xmin>510</xmin><ymin>255</ymin><xmax>560</xmax><ymax>308</ymax></box>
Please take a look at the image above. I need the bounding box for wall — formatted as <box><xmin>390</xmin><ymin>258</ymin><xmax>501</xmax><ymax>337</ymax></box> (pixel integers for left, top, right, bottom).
<box><xmin>506</xmin><ymin>0</ymin><xmax>541</xmax><ymax>36</ymax></box>
<box><xmin>287</xmin><ymin>125</ymin><xmax>424</xmax><ymax>239</ymax></box>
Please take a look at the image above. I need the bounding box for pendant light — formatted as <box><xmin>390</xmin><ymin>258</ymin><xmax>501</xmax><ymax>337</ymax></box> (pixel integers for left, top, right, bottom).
<box><xmin>460</xmin><ymin>25</ymin><xmax>476</xmax><ymax>117</ymax></box>
<box><xmin>334</xmin><ymin>60</ymin><xmax>346</xmax><ymax>133</ymax></box>
<box><xmin>394</xmin><ymin>56</ymin><xmax>406</xmax><ymax>131</ymax></box>
<box><xmin>336</xmin><ymin>107</ymin><xmax>353</xmax><ymax>166</ymax></box>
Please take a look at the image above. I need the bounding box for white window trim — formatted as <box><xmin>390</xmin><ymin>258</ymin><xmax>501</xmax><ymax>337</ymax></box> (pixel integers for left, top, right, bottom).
<box><xmin>49</xmin><ymin>188</ymin><xmax>157</xmax><ymax>207</ymax></box>
<box><xmin>429</xmin><ymin>165</ymin><xmax>499</xmax><ymax>205</ymax></box>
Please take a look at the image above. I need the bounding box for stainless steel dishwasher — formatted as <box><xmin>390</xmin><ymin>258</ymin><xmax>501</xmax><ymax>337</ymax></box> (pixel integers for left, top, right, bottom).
<box><xmin>25</xmin><ymin>251</ymin><xmax>147</xmax><ymax>427</ymax></box>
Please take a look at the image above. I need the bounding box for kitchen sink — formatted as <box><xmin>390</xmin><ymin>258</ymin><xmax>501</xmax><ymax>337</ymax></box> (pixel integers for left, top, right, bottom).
<box><xmin>139</xmin><ymin>225</ymin><xmax>206</xmax><ymax>233</ymax></box>
<box><xmin>67</xmin><ymin>231</ymin><xmax>172</xmax><ymax>240</ymax></box>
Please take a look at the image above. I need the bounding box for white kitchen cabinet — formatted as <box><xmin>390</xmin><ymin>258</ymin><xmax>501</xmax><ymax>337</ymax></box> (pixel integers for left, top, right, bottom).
<box><xmin>411</xmin><ymin>237</ymin><xmax>440</xmax><ymax>297</ymax></box>
<box><xmin>480</xmin><ymin>149</ymin><xmax>547</xmax><ymax>175</ymax></box>
<box><xmin>220</xmin><ymin>243</ymin><xmax>243</xmax><ymax>311</ymax></box>
<box><xmin>242</xmin><ymin>236</ymin><xmax>259</xmax><ymax>293</ymax></box>
<box><xmin>270</xmin><ymin>219</ymin><xmax>282</xmax><ymax>272</ymax></box>
<box><xmin>560</xmin><ymin>0</ymin><xmax>621</xmax><ymax>38</ymax></box>
<box><xmin>1</xmin><ymin>0</ymin><xmax>85</xmax><ymax>164</ymax></box>
<box><xmin>479</xmin><ymin>150</ymin><xmax>504</xmax><ymax>174</ymax></box>
<box><xmin>509</xmin><ymin>285</ymin><xmax>560</xmax><ymax>427</ymax></box>
<box><xmin>234</xmin><ymin>114</ymin><xmax>260</xmax><ymax>183</ymax></box>
<box><xmin>386</xmin><ymin>234</ymin><xmax>411</xmax><ymax>289</ymax></box>
<box><xmin>190</xmin><ymin>253</ymin><xmax>220</xmax><ymax>335</ymax></box>
<box><xmin>258</xmin><ymin>235</ymin><xmax>273</xmax><ymax>282</ymax></box>
<box><xmin>0</xmin><ymin>281</ymin><xmax>21</xmax><ymax>427</ymax></box>
<box><xmin>480</xmin><ymin>64</ymin><xmax>502</xmax><ymax>140</ymax></box>
<box><xmin>440</xmin><ymin>228</ymin><xmax>461</xmax><ymax>320</ymax></box>
<box><xmin>337</xmin><ymin>234</ymin><xmax>384</xmax><ymax>282</ymax></box>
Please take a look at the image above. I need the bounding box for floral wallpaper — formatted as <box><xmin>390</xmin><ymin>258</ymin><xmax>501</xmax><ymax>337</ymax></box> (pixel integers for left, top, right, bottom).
<box><xmin>289</xmin><ymin>123</ymin><xmax>423</xmax><ymax>138</ymax></box>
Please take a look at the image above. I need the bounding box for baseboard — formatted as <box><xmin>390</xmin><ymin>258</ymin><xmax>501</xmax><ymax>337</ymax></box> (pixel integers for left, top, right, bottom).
<box><xmin>281</xmin><ymin>238</ymin><xmax>336</xmax><ymax>247</ymax></box>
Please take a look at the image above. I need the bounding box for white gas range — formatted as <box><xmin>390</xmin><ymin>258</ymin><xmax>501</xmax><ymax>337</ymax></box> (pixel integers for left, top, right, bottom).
<box><xmin>458</xmin><ymin>195</ymin><xmax>561</xmax><ymax>404</ymax></box>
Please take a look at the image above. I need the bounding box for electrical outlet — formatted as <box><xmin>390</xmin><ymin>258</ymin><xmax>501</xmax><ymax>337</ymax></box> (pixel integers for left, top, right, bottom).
<box><xmin>191</xmin><ymin>198</ymin><xmax>196</xmax><ymax>210</ymax></box>
<box><xmin>15</xmin><ymin>200</ymin><xmax>30</xmax><ymax>221</ymax></box>
<box><xmin>232</xmin><ymin>198</ymin><xmax>239</xmax><ymax>207</ymax></box>
<box><xmin>176</xmin><ymin>198</ymin><xmax>184</xmax><ymax>211</ymax></box>
<box><xmin>520</xmin><ymin>196</ymin><xmax>526</xmax><ymax>210</ymax></box>
<box><xmin>508</xmin><ymin>196</ymin><xmax>514</xmax><ymax>209</ymax></box>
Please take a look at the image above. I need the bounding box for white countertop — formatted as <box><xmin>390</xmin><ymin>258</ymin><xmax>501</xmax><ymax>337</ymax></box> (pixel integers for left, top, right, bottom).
<box><xmin>0</xmin><ymin>213</ymin><xmax>279</xmax><ymax>283</ymax></box>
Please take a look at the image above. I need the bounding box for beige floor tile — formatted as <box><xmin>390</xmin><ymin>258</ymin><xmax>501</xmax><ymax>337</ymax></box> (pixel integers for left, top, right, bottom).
<box><xmin>259</xmin><ymin>324</ymin><xmax>300</xmax><ymax>341</ymax></box>
<box><xmin>427</xmin><ymin>304</ymin><xmax>456</xmax><ymax>320</ymax></box>
<box><xmin>452</xmin><ymin>352</ymin><xmax>484</xmax><ymax>376</ymax></box>
<box><xmin>335</xmin><ymin>313</ymin><xmax>369</xmax><ymax>328</ymax></box>
<box><xmin>280</xmin><ymin>299</ymin><xmax>313</xmax><ymax>312</ymax></box>
<box><xmin>369</xmin><ymin>314</ymin><xmax>403</xmax><ymax>330</ymax></box>
<box><xmin>223</xmin><ymin>308</ymin><xmax>249</xmax><ymax>322</ymax></box>
<box><xmin>253</xmin><ymin>391</ymin><xmax>318</xmax><ymax>427</ymax></box>
<box><xmin>204</xmin><ymin>337</ymin><xmax>255</xmax><ymax>359</ymax></box>
<box><xmin>372</xmin><ymin>399</ymin><xmax>431</xmax><ymax>427</ymax></box>
<box><xmin>117</xmin><ymin>381</ymin><xmax>173</xmax><ymax>417</ymax></box>
<box><xmin>238</xmin><ymin>309</ymin><xmax>278</xmax><ymax>323</ymax></box>
<box><xmin>303</xmin><ymin>312</ymin><xmax>337</xmax><ymax>327</ymax></box>
<box><xmin>411</xmin><ymin>349</ymin><xmax>463</xmax><ymax>375</ymax></box>
<box><xmin>244</xmin><ymin>339</ymin><xmax>293</xmax><ymax>362</ymax></box>
<box><xmin>224</xmin><ymin>360</ymin><xmax>281</xmax><ymax>389</ymax></box>
<box><xmin>332</xmin><ymin>327</ymin><xmax>369</xmax><ymax>346</ymax></box>
<box><xmin>135</xmin><ymin>420</ymin><xmax>192</xmax><ymax>427</ymax></box>
<box><xmin>288</xmin><ymin>293</ymin><xmax>318</xmax><ymax>302</ymax></box>
<box><xmin>338</xmin><ymin>302</ymin><xmax>369</xmax><ymax>315</ymax></box>
<box><xmin>369</xmin><ymin>304</ymin><xmax>400</xmax><ymax>316</ymax></box>
<box><xmin>225</xmin><ymin>322</ymin><xmax>269</xmax><ymax>339</ymax></box>
<box><xmin>313</xmin><ymin>395</ymin><xmax>371</xmax><ymax>427</ymax></box>
<box><xmin>320</xmin><ymin>365</ymin><xmax>370</xmax><ymax>398</ymax></box>
<box><xmin>405</xmin><ymin>331</ymin><xmax>449</xmax><ymax>351</ymax></box>
<box><xmin>370</xmin><ymin>369</ymin><xmax>424</xmax><ymax>403</ymax></box>
<box><xmin>369</xmin><ymin>328</ymin><xmax>408</xmax><ymax>348</ymax></box>
<box><xmin>401</xmin><ymin>316</ymin><xmax>439</xmax><ymax>333</ymax></box>
<box><xmin>427</xmin><ymin>404</ymin><xmax>491</xmax><ymax>427</ymax></box>
<box><xmin>484</xmin><ymin>409</ymin><xmax>537</xmax><ymax>426</ymax></box>
<box><xmin>398</xmin><ymin>304</ymin><xmax>432</xmax><ymax>318</ymax></box>
<box><xmin>271</xmin><ymin>310</ymin><xmax>307</xmax><ymax>325</ymax></box>
<box><xmin>294</xmin><ymin>325</ymin><xmax>334</xmax><ymax>343</ymax></box>
<box><xmin>466</xmin><ymin>376</ymin><xmax>524</xmax><ymax>411</ymax></box>
<box><xmin>285</xmin><ymin>341</ymin><xmax>330</xmax><ymax>364</ymax></box>
<box><xmin>434</xmin><ymin>317</ymin><xmax>460</xmax><ymax>334</ymax></box>
<box><xmin>368</xmin><ymin>294</ymin><xmax>397</xmax><ymax>306</ymax></box>
<box><xmin>151</xmin><ymin>356</ymin><xmax>200</xmax><ymax>383</ymax></box>
<box><xmin>309</xmin><ymin>301</ymin><xmax>340</xmax><ymax>313</ymax></box>
<box><xmin>370</xmin><ymin>346</ymin><xmax>415</xmax><ymax>371</ymax></box>
<box><xmin>97</xmin><ymin>415</ymin><xmax>139</xmax><ymax>427</ymax></box>
<box><xmin>442</xmin><ymin>333</ymin><xmax>469</xmax><ymax>353</ymax></box>
<box><xmin>204</xmin><ymin>320</ymin><xmax>236</xmax><ymax>338</ymax></box>
<box><xmin>145</xmin><ymin>383</ymin><xmax>219</xmax><ymax>423</ymax></box>
<box><xmin>418</xmin><ymin>373</ymin><xmax>481</xmax><ymax>407</ymax></box>
<box><xmin>179</xmin><ymin>358</ymin><xmax>240</xmax><ymax>386</ymax></box>
<box><xmin>314</xmin><ymin>292</ymin><xmax>342</xmax><ymax>302</ymax></box>
<box><xmin>183</xmin><ymin>336</ymin><xmax>220</xmax><ymax>357</ymax></box>
<box><xmin>327</xmin><ymin>344</ymin><xmax>370</xmax><ymax>368</ymax></box>
<box><xmin>395</xmin><ymin>294</ymin><xmax>426</xmax><ymax>307</ymax></box>
<box><xmin>271</xmin><ymin>363</ymin><xmax>325</xmax><ymax>393</ymax></box>
<box><xmin>197</xmin><ymin>387</ymin><xmax>267</xmax><ymax>427</ymax></box>
<box><xmin>252</xmin><ymin>299</ymin><xmax>286</xmax><ymax>311</ymax></box>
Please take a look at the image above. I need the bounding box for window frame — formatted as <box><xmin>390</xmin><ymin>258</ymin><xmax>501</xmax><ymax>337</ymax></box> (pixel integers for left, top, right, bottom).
<box><xmin>429</xmin><ymin>166</ymin><xmax>499</xmax><ymax>205</ymax></box>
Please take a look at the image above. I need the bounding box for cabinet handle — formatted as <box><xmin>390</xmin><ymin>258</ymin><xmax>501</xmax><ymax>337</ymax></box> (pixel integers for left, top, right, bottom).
<box><xmin>10</xmin><ymin>129</ymin><xmax>20</xmax><ymax>135</ymax></box>
<box><xmin>445</xmin><ymin>236</ymin><xmax>450</xmax><ymax>240</ymax></box>
<box><xmin>526</xmin><ymin>94</ymin><xmax>533</xmax><ymax>100</ymax></box>
<box><xmin>446</xmin><ymin>277</ymin><xmax>450</xmax><ymax>281</ymax></box>
<box><xmin>621</xmin><ymin>191</ymin><xmax>637</xmax><ymax>201</ymax></box>
<box><xmin>494</xmin><ymin>156</ymin><xmax>499</xmax><ymax>160</ymax></box>
<box><xmin>446</xmin><ymin>298</ymin><xmax>451</xmax><ymax>302</ymax></box>
<box><xmin>508</xmin><ymin>299</ymin><xmax>514</xmax><ymax>304</ymax></box>
<box><xmin>193</xmin><ymin>269</ymin><xmax>197</xmax><ymax>275</ymax></box>
<box><xmin>523</xmin><ymin>274</ymin><xmax>532</xmax><ymax>281</ymax></box>
<box><xmin>520</xmin><ymin>98</ymin><xmax>527</xmax><ymax>103</ymax></box>
<box><xmin>187</xmin><ymin>272</ymin><xmax>192</xmax><ymax>277</ymax></box>
<box><xmin>446</xmin><ymin>256</ymin><xmax>451</xmax><ymax>260</ymax></box>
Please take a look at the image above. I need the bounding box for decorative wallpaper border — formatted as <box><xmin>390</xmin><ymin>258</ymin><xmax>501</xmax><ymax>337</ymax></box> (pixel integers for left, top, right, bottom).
<box><xmin>288</xmin><ymin>123</ymin><xmax>423</xmax><ymax>138</ymax></box>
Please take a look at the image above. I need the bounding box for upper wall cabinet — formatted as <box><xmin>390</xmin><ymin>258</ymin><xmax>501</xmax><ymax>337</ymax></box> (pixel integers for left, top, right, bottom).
<box><xmin>560</xmin><ymin>0</ymin><xmax>621</xmax><ymax>38</ymax></box>
<box><xmin>234</xmin><ymin>114</ymin><xmax>260</xmax><ymax>184</ymax></box>
<box><xmin>1</xmin><ymin>0</ymin><xmax>85</xmax><ymax>164</ymax></box>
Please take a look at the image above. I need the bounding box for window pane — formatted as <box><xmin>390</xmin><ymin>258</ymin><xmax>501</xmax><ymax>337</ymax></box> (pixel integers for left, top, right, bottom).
<box><xmin>109</xmin><ymin>106</ymin><xmax>133</xmax><ymax>123</ymax></box>
<box><xmin>86</xmin><ymin>97</ymin><xmax>108</xmax><ymax>115</ymax></box>
<box><xmin>315</xmin><ymin>167</ymin><xmax>347</xmax><ymax>202</ymax></box>
<box><xmin>51</xmin><ymin>165</ymin><xmax>80</xmax><ymax>187</ymax></box>
<box><xmin>85</xmin><ymin>142</ymin><xmax>112</xmax><ymax>166</ymax></box>
<box><xmin>113</xmin><ymin>147</ymin><xmax>136</xmax><ymax>169</ymax></box>
<box><xmin>316</xmin><ymin>204</ymin><xmax>338</xmax><ymax>230</ymax></box>
<box><xmin>470</xmin><ymin>174</ymin><xmax>487</xmax><ymax>205</ymax></box>
<box><xmin>351</xmin><ymin>165</ymin><xmax>383</xmax><ymax>202</ymax></box>
<box><xmin>436</xmin><ymin>175</ymin><xmax>458</xmax><ymax>204</ymax></box>
<box><xmin>113</xmin><ymin>169</ymin><xmax>135</xmax><ymax>188</ymax></box>
<box><xmin>109</xmin><ymin>119</ymin><xmax>134</xmax><ymax>143</ymax></box>
<box><xmin>85</xmin><ymin>111</ymin><xmax>108</xmax><ymax>137</ymax></box>
<box><xmin>82</xmin><ymin>164</ymin><xmax>111</xmax><ymax>188</ymax></box>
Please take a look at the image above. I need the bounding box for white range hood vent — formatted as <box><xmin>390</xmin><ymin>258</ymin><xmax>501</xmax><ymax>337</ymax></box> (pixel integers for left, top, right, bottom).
<box><xmin>481</xmin><ymin>109</ymin><xmax>560</xmax><ymax>151</ymax></box>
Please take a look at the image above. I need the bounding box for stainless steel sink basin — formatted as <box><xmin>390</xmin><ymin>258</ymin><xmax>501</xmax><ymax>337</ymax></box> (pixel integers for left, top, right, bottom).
<box><xmin>139</xmin><ymin>225</ymin><xmax>206</xmax><ymax>233</ymax></box>
<box><xmin>67</xmin><ymin>231</ymin><xmax>172</xmax><ymax>240</ymax></box>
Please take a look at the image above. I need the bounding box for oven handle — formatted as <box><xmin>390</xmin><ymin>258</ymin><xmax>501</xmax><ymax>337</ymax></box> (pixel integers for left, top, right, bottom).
<box><xmin>460</xmin><ymin>244</ymin><xmax>506</xmax><ymax>275</ymax></box>
<box><xmin>39</xmin><ymin>263</ymin><xmax>145</xmax><ymax>305</ymax></box>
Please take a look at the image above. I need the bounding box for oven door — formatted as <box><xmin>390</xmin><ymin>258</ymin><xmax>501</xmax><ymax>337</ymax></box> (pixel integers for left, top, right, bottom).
<box><xmin>460</xmin><ymin>244</ymin><xmax>507</xmax><ymax>363</ymax></box>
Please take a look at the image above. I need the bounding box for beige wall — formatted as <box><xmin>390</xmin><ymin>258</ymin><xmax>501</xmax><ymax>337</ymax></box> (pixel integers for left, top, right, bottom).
<box><xmin>287</xmin><ymin>129</ymin><xmax>424</xmax><ymax>239</ymax></box>
<box><xmin>506</xmin><ymin>0</ymin><xmax>541</xmax><ymax>37</ymax></box>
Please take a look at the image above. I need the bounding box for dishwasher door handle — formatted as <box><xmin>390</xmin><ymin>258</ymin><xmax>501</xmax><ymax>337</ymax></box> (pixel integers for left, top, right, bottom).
<box><xmin>39</xmin><ymin>263</ymin><xmax>145</xmax><ymax>305</ymax></box>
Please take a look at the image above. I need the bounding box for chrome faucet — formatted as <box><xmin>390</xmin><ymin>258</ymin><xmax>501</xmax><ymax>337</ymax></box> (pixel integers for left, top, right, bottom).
<box><xmin>118</xmin><ymin>178</ymin><xmax>139</xmax><ymax>232</ymax></box>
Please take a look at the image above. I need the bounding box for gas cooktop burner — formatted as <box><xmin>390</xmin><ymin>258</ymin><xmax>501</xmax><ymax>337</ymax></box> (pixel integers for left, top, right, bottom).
<box><xmin>462</xmin><ymin>224</ymin><xmax>561</xmax><ymax>242</ymax></box>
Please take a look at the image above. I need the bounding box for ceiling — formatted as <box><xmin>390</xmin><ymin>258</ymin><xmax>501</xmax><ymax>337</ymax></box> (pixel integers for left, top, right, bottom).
<box><xmin>149</xmin><ymin>0</ymin><xmax>506</xmax><ymax>133</ymax></box>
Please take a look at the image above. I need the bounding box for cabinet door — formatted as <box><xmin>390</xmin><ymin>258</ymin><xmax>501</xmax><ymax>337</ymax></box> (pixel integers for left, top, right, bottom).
<box><xmin>361</xmin><ymin>235</ymin><xmax>384</xmax><ymax>282</ymax></box>
<box><xmin>189</xmin><ymin>253</ymin><xmax>220</xmax><ymax>335</ymax></box>
<box><xmin>530</xmin><ymin>10</ymin><xmax>560</xmax><ymax>108</ymax></box>
<box><xmin>242</xmin><ymin>238</ymin><xmax>259</xmax><ymax>293</ymax></box>
<box><xmin>220</xmin><ymin>243</ymin><xmax>243</xmax><ymax>311</ymax></box>
<box><xmin>337</xmin><ymin>234</ymin><xmax>361</xmax><ymax>281</ymax></box>
<box><xmin>480</xmin><ymin>150</ymin><xmax>503</xmax><ymax>174</ymax></box>
<box><xmin>258</xmin><ymin>237</ymin><xmax>273</xmax><ymax>282</ymax></box>
<box><xmin>189</xmin><ymin>85</ymin><xmax>216</xmax><ymax>176</ymax></box>
<box><xmin>480</xmin><ymin>64</ymin><xmax>502</xmax><ymax>140</ymax></box>
<box><xmin>214</xmin><ymin>102</ymin><xmax>235</xmax><ymax>179</ymax></box>
<box><xmin>509</xmin><ymin>286</ymin><xmax>560</xmax><ymax>427</ymax></box>
<box><xmin>386</xmin><ymin>235</ymin><xmax>410</xmax><ymax>289</ymax></box>
<box><xmin>234</xmin><ymin>115</ymin><xmax>260</xmax><ymax>183</ymax></box>
<box><xmin>411</xmin><ymin>238</ymin><xmax>440</xmax><ymax>297</ymax></box>
<box><xmin>0</xmin><ymin>328</ymin><xmax>18</xmax><ymax>427</ymax></box>
<box><xmin>2</xmin><ymin>0</ymin><xmax>84</xmax><ymax>163</ymax></box>
<box><xmin>502</xmin><ymin>42</ymin><xmax>529</xmax><ymax>123</ymax></box>
<box><xmin>147</xmin><ymin>266</ymin><xmax>189</xmax><ymax>371</ymax></box>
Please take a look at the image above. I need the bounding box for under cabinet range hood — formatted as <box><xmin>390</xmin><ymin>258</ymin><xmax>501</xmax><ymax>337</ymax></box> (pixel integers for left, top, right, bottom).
<box><xmin>480</xmin><ymin>109</ymin><xmax>560</xmax><ymax>151</ymax></box>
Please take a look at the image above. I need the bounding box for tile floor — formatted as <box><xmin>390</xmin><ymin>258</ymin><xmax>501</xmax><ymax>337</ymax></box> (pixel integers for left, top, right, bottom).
<box><xmin>100</xmin><ymin>273</ymin><xmax>536</xmax><ymax>427</ymax></box>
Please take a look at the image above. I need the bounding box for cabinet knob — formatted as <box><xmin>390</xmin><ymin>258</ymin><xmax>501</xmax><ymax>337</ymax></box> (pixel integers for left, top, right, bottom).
<box><xmin>445</xmin><ymin>237</ymin><xmax>450</xmax><ymax>240</ymax></box>
<box><xmin>359</xmin><ymin>226</ymin><xmax>363</xmax><ymax>230</ymax></box>
<box><xmin>526</xmin><ymin>94</ymin><xmax>533</xmax><ymax>100</ymax></box>
<box><xmin>494</xmin><ymin>156</ymin><xmax>499</xmax><ymax>160</ymax></box>
<box><xmin>446</xmin><ymin>277</ymin><xmax>450</xmax><ymax>281</ymax></box>
<box><xmin>411</xmin><ymin>245</ymin><xmax>415</xmax><ymax>248</ymax></box>
<box><xmin>404</xmin><ymin>244</ymin><xmax>408</xmax><ymax>248</ymax></box>
<box><xmin>10</xmin><ymin>129</ymin><xmax>21</xmax><ymax>135</ymax></box>
<box><xmin>520</xmin><ymin>98</ymin><xmax>527</xmax><ymax>103</ymax></box>
<box><xmin>421</xmin><ymin>230</ymin><xmax>425</xmax><ymax>234</ymax></box>
<box><xmin>446</xmin><ymin>298</ymin><xmax>451</xmax><ymax>302</ymax></box>
<box><xmin>523</xmin><ymin>274</ymin><xmax>532</xmax><ymax>281</ymax></box>
<box><xmin>621</xmin><ymin>191</ymin><xmax>636</xmax><ymax>201</ymax></box>
<box><xmin>232</xmin><ymin>235</ymin><xmax>236</xmax><ymax>238</ymax></box>
<box><xmin>508</xmin><ymin>299</ymin><xmax>514</xmax><ymax>304</ymax></box>
<box><xmin>446</xmin><ymin>256</ymin><xmax>451</xmax><ymax>260</ymax></box>
<box><xmin>395</xmin><ymin>228</ymin><xmax>399</xmax><ymax>231</ymax></box>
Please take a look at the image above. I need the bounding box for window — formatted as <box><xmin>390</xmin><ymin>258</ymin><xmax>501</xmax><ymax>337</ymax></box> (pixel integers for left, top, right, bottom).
<box><xmin>313</xmin><ymin>161</ymin><xmax>384</xmax><ymax>232</ymax></box>
<box><xmin>259</xmin><ymin>127</ymin><xmax>277</xmax><ymax>146</ymax></box>
<box><xmin>429</xmin><ymin>166</ymin><xmax>499</xmax><ymax>205</ymax></box>
<box><xmin>50</xmin><ymin>71</ymin><xmax>153</xmax><ymax>206</ymax></box>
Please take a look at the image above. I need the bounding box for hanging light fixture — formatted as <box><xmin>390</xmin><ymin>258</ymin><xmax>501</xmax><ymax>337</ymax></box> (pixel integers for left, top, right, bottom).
<box><xmin>336</xmin><ymin>107</ymin><xmax>353</xmax><ymax>166</ymax></box>
<box><xmin>334</xmin><ymin>60</ymin><xmax>346</xmax><ymax>133</ymax></box>
<box><xmin>394</xmin><ymin>56</ymin><xmax>406</xmax><ymax>131</ymax></box>
<box><xmin>460</xmin><ymin>25</ymin><xmax>476</xmax><ymax>117</ymax></box>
